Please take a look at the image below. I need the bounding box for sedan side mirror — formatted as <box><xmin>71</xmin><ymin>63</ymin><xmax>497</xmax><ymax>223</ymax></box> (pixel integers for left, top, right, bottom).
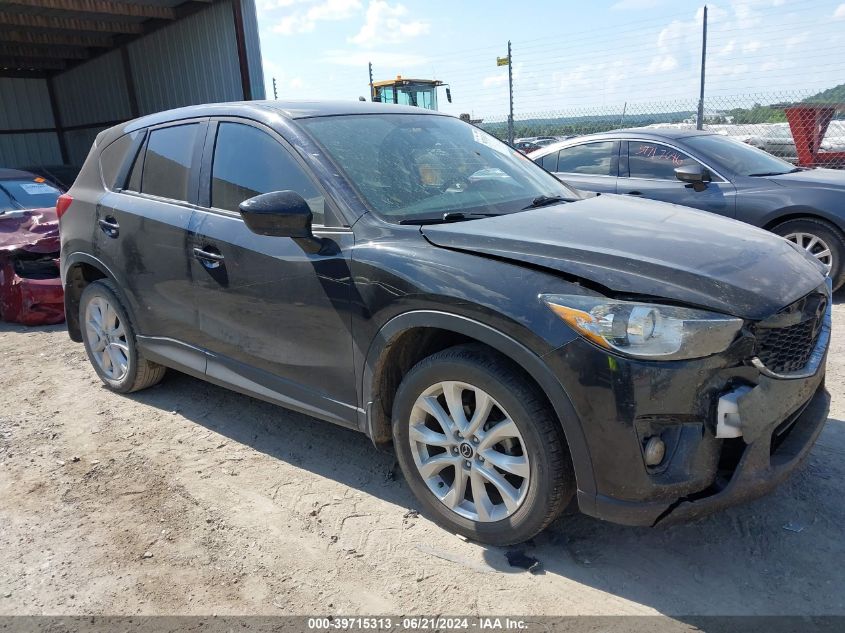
<box><xmin>674</xmin><ymin>164</ymin><xmax>711</xmax><ymax>187</ymax></box>
<box><xmin>239</xmin><ymin>190</ymin><xmax>323</xmax><ymax>253</ymax></box>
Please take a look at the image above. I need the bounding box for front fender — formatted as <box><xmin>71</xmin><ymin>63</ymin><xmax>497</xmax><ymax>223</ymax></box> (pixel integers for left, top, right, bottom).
<box><xmin>362</xmin><ymin>309</ymin><xmax>597</xmax><ymax>499</ymax></box>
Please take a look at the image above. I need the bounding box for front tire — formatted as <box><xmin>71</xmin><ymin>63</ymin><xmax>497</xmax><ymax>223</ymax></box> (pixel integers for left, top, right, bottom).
<box><xmin>392</xmin><ymin>344</ymin><xmax>575</xmax><ymax>545</ymax></box>
<box><xmin>79</xmin><ymin>280</ymin><xmax>166</xmax><ymax>393</ymax></box>
<box><xmin>772</xmin><ymin>218</ymin><xmax>845</xmax><ymax>290</ymax></box>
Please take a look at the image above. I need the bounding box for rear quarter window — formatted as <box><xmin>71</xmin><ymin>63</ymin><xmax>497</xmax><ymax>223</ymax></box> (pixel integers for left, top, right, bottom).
<box><xmin>99</xmin><ymin>132</ymin><xmax>140</xmax><ymax>190</ymax></box>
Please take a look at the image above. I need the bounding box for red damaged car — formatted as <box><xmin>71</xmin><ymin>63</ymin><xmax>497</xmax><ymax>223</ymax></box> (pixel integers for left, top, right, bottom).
<box><xmin>0</xmin><ymin>169</ymin><xmax>65</xmax><ymax>325</ymax></box>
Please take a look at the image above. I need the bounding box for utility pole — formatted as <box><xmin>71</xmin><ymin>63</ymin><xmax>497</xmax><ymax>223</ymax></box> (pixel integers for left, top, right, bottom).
<box><xmin>507</xmin><ymin>40</ymin><xmax>514</xmax><ymax>145</ymax></box>
<box><xmin>497</xmin><ymin>43</ymin><xmax>514</xmax><ymax>144</ymax></box>
<box><xmin>368</xmin><ymin>62</ymin><xmax>374</xmax><ymax>101</ymax></box>
<box><xmin>272</xmin><ymin>77</ymin><xmax>278</xmax><ymax>100</ymax></box>
<box><xmin>696</xmin><ymin>6</ymin><xmax>708</xmax><ymax>130</ymax></box>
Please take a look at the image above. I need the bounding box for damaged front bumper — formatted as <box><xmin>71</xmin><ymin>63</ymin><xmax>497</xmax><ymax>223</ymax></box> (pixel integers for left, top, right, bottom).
<box><xmin>546</xmin><ymin>295</ymin><xmax>832</xmax><ymax>527</ymax></box>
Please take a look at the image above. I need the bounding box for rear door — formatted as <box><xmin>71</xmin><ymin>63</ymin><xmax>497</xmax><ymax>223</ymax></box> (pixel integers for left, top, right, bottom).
<box><xmin>548</xmin><ymin>140</ymin><xmax>619</xmax><ymax>193</ymax></box>
<box><xmin>95</xmin><ymin>120</ymin><xmax>205</xmax><ymax>344</ymax></box>
<box><xmin>189</xmin><ymin>119</ymin><xmax>357</xmax><ymax>424</ymax></box>
<box><xmin>618</xmin><ymin>140</ymin><xmax>737</xmax><ymax>218</ymax></box>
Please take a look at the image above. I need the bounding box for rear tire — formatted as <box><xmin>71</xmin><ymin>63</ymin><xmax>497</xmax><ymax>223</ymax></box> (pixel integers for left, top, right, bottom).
<box><xmin>771</xmin><ymin>218</ymin><xmax>845</xmax><ymax>290</ymax></box>
<box><xmin>79</xmin><ymin>280</ymin><xmax>166</xmax><ymax>393</ymax></box>
<box><xmin>392</xmin><ymin>344</ymin><xmax>575</xmax><ymax>545</ymax></box>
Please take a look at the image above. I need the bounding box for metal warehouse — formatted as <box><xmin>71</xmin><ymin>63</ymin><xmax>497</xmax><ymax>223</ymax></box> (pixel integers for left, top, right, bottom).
<box><xmin>0</xmin><ymin>0</ymin><xmax>265</xmax><ymax>184</ymax></box>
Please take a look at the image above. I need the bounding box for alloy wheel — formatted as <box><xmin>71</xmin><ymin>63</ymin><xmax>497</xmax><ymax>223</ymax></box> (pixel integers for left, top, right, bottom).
<box><xmin>784</xmin><ymin>231</ymin><xmax>833</xmax><ymax>274</ymax></box>
<box><xmin>84</xmin><ymin>296</ymin><xmax>130</xmax><ymax>381</ymax></box>
<box><xmin>408</xmin><ymin>381</ymin><xmax>530</xmax><ymax>522</ymax></box>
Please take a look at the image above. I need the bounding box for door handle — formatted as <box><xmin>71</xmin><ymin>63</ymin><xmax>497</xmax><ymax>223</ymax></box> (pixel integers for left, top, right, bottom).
<box><xmin>193</xmin><ymin>246</ymin><xmax>224</xmax><ymax>269</ymax></box>
<box><xmin>626</xmin><ymin>191</ymin><xmax>643</xmax><ymax>196</ymax></box>
<box><xmin>98</xmin><ymin>216</ymin><xmax>119</xmax><ymax>238</ymax></box>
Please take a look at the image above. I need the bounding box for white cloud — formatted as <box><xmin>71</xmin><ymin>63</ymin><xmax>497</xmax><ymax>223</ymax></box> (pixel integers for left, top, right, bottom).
<box><xmin>647</xmin><ymin>54</ymin><xmax>678</xmax><ymax>73</ymax></box>
<box><xmin>610</xmin><ymin>0</ymin><xmax>662</xmax><ymax>9</ymax></box>
<box><xmin>834</xmin><ymin>3</ymin><xmax>845</xmax><ymax>19</ymax></box>
<box><xmin>272</xmin><ymin>0</ymin><xmax>362</xmax><ymax>35</ymax></box>
<box><xmin>482</xmin><ymin>73</ymin><xmax>508</xmax><ymax>88</ymax></box>
<box><xmin>348</xmin><ymin>1</ymin><xmax>430</xmax><ymax>47</ymax></box>
<box><xmin>322</xmin><ymin>49</ymin><xmax>428</xmax><ymax>67</ymax></box>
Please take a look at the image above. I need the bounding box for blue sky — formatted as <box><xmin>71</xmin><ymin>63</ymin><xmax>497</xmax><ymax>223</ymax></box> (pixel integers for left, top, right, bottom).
<box><xmin>255</xmin><ymin>0</ymin><xmax>845</xmax><ymax>119</ymax></box>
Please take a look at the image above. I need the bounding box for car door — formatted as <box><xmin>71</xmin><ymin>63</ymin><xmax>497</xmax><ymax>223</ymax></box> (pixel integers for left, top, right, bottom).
<box><xmin>189</xmin><ymin>119</ymin><xmax>357</xmax><ymax>424</ymax></box>
<box><xmin>548</xmin><ymin>140</ymin><xmax>619</xmax><ymax>193</ymax></box>
<box><xmin>618</xmin><ymin>140</ymin><xmax>737</xmax><ymax>218</ymax></box>
<box><xmin>94</xmin><ymin>120</ymin><xmax>205</xmax><ymax>345</ymax></box>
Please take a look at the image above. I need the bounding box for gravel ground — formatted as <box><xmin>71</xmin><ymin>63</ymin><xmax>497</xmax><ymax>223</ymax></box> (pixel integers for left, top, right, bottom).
<box><xmin>1</xmin><ymin>293</ymin><xmax>844</xmax><ymax>617</ymax></box>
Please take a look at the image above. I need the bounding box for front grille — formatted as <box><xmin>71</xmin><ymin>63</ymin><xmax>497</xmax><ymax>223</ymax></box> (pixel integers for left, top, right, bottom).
<box><xmin>755</xmin><ymin>293</ymin><xmax>827</xmax><ymax>374</ymax></box>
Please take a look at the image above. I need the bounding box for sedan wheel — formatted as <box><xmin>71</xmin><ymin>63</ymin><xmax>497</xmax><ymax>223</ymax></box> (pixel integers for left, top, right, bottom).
<box><xmin>408</xmin><ymin>380</ymin><xmax>530</xmax><ymax>522</ymax></box>
<box><xmin>783</xmin><ymin>231</ymin><xmax>833</xmax><ymax>274</ymax></box>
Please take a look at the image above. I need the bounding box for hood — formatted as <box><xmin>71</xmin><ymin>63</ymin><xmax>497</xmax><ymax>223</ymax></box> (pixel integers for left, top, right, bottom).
<box><xmin>421</xmin><ymin>195</ymin><xmax>825</xmax><ymax>320</ymax></box>
<box><xmin>767</xmin><ymin>168</ymin><xmax>845</xmax><ymax>189</ymax></box>
<box><xmin>0</xmin><ymin>207</ymin><xmax>60</xmax><ymax>254</ymax></box>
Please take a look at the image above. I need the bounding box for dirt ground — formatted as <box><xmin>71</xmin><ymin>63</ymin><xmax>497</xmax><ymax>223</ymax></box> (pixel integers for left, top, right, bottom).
<box><xmin>1</xmin><ymin>294</ymin><xmax>844</xmax><ymax>618</ymax></box>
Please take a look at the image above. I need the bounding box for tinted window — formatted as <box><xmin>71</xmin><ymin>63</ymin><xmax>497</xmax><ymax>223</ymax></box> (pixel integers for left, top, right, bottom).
<box><xmin>627</xmin><ymin>141</ymin><xmax>696</xmax><ymax>180</ymax></box>
<box><xmin>141</xmin><ymin>124</ymin><xmax>201</xmax><ymax>201</ymax></box>
<box><xmin>126</xmin><ymin>143</ymin><xmax>144</xmax><ymax>192</ymax></box>
<box><xmin>541</xmin><ymin>151</ymin><xmax>559</xmax><ymax>171</ymax></box>
<box><xmin>684</xmin><ymin>134</ymin><xmax>795</xmax><ymax>177</ymax></box>
<box><xmin>556</xmin><ymin>142</ymin><xmax>615</xmax><ymax>175</ymax></box>
<box><xmin>99</xmin><ymin>132</ymin><xmax>139</xmax><ymax>190</ymax></box>
<box><xmin>211</xmin><ymin>123</ymin><xmax>325</xmax><ymax>224</ymax></box>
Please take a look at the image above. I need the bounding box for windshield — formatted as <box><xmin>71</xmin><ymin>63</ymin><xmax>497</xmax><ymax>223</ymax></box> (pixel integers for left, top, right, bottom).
<box><xmin>0</xmin><ymin>179</ymin><xmax>61</xmax><ymax>212</ymax></box>
<box><xmin>299</xmin><ymin>114</ymin><xmax>577</xmax><ymax>223</ymax></box>
<box><xmin>684</xmin><ymin>134</ymin><xmax>797</xmax><ymax>177</ymax></box>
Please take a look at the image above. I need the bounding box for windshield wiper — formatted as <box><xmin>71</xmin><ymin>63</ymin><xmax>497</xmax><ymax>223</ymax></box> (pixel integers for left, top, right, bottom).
<box><xmin>398</xmin><ymin>211</ymin><xmax>501</xmax><ymax>225</ymax></box>
<box><xmin>747</xmin><ymin>167</ymin><xmax>803</xmax><ymax>177</ymax></box>
<box><xmin>522</xmin><ymin>195</ymin><xmax>572</xmax><ymax>210</ymax></box>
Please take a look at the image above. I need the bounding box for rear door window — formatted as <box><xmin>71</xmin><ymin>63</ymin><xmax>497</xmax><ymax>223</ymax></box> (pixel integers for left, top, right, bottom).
<box><xmin>627</xmin><ymin>141</ymin><xmax>697</xmax><ymax>180</ymax></box>
<box><xmin>140</xmin><ymin>123</ymin><xmax>202</xmax><ymax>202</ymax></box>
<box><xmin>210</xmin><ymin>122</ymin><xmax>325</xmax><ymax>224</ymax></box>
<box><xmin>556</xmin><ymin>142</ymin><xmax>615</xmax><ymax>175</ymax></box>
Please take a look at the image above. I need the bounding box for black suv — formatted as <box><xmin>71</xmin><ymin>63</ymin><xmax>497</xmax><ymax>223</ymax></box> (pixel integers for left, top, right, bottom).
<box><xmin>60</xmin><ymin>101</ymin><xmax>831</xmax><ymax>545</ymax></box>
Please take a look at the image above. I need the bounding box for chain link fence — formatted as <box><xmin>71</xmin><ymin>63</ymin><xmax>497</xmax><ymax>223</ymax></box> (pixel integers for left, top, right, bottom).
<box><xmin>478</xmin><ymin>91</ymin><xmax>845</xmax><ymax>169</ymax></box>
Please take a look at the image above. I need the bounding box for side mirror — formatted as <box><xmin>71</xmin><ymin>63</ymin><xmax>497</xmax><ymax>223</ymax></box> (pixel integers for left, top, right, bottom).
<box><xmin>674</xmin><ymin>164</ymin><xmax>710</xmax><ymax>184</ymax></box>
<box><xmin>239</xmin><ymin>190</ymin><xmax>323</xmax><ymax>252</ymax></box>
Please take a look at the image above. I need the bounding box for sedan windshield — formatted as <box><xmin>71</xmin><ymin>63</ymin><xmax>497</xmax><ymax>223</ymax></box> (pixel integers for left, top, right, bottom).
<box><xmin>299</xmin><ymin>114</ymin><xmax>577</xmax><ymax>223</ymax></box>
<box><xmin>684</xmin><ymin>134</ymin><xmax>799</xmax><ymax>177</ymax></box>
<box><xmin>0</xmin><ymin>179</ymin><xmax>62</xmax><ymax>212</ymax></box>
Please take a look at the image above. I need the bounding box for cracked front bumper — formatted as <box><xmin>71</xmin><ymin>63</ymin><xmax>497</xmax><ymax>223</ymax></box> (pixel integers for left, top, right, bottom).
<box><xmin>545</xmin><ymin>307</ymin><xmax>831</xmax><ymax>527</ymax></box>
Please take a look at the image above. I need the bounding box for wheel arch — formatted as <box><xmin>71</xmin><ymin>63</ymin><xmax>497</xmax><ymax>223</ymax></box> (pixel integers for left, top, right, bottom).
<box><xmin>762</xmin><ymin>207</ymin><xmax>845</xmax><ymax>236</ymax></box>
<box><xmin>362</xmin><ymin>310</ymin><xmax>597</xmax><ymax>498</ymax></box>
<box><xmin>63</xmin><ymin>253</ymin><xmax>132</xmax><ymax>343</ymax></box>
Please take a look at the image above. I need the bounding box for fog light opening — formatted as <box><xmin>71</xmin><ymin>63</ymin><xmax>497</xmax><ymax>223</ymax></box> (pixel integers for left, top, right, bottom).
<box><xmin>644</xmin><ymin>435</ymin><xmax>666</xmax><ymax>466</ymax></box>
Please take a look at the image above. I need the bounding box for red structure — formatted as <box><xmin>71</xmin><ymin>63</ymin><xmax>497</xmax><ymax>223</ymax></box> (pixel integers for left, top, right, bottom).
<box><xmin>784</xmin><ymin>104</ymin><xmax>845</xmax><ymax>168</ymax></box>
<box><xmin>0</xmin><ymin>207</ymin><xmax>64</xmax><ymax>326</ymax></box>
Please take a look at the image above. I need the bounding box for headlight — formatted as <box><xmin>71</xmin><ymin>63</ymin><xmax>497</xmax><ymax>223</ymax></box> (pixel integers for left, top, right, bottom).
<box><xmin>542</xmin><ymin>294</ymin><xmax>743</xmax><ymax>360</ymax></box>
